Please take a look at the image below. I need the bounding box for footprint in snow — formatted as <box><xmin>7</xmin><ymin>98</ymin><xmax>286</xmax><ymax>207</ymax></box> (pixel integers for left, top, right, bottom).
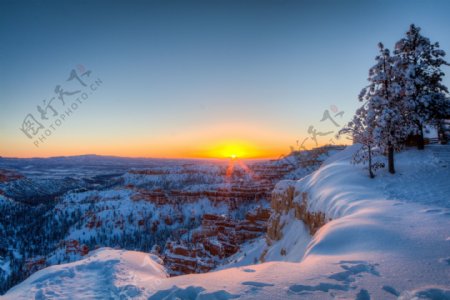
<box><xmin>241</xmin><ymin>268</ymin><xmax>255</xmax><ymax>273</ymax></box>
<box><xmin>382</xmin><ymin>285</ymin><xmax>400</xmax><ymax>297</ymax></box>
<box><xmin>423</xmin><ymin>208</ymin><xmax>442</xmax><ymax>214</ymax></box>
<box><xmin>355</xmin><ymin>289</ymin><xmax>371</xmax><ymax>300</ymax></box>
<box><xmin>148</xmin><ymin>286</ymin><xmax>239</xmax><ymax>300</ymax></box>
<box><xmin>241</xmin><ymin>281</ymin><xmax>274</xmax><ymax>287</ymax></box>
<box><xmin>241</xmin><ymin>281</ymin><xmax>274</xmax><ymax>295</ymax></box>
<box><xmin>399</xmin><ymin>287</ymin><xmax>450</xmax><ymax>299</ymax></box>
<box><xmin>288</xmin><ymin>282</ymin><xmax>348</xmax><ymax>295</ymax></box>
<box><xmin>328</xmin><ymin>261</ymin><xmax>379</xmax><ymax>284</ymax></box>
<box><xmin>439</xmin><ymin>257</ymin><xmax>450</xmax><ymax>265</ymax></box>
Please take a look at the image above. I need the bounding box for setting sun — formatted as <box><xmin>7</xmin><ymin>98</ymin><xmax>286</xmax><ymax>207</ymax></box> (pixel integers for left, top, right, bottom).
<box><xmin>204</xmin><ymin>141</ymin><xmax>263</xmax><ymax>159</ymax></box>
<box><xmin>218</xmin><ymin>144</ymin><xmax>246</xmax><ymax>158</ymax></box>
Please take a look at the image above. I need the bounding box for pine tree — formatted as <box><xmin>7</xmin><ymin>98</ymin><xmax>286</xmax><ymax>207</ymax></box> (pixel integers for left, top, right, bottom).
<box><xmin>340</xmin><ymin>105</ymin><xmax>383</xmax><ymax>178</ymax></box>
<box><xmin>394</xmin><ymin>24</ymin><xmax>450</xmax><ymax>149</ymax></box>
<box><xmin>358</xmin><ymin>43</ymin><xmax>408</xmax><ymax>174</ymax></box>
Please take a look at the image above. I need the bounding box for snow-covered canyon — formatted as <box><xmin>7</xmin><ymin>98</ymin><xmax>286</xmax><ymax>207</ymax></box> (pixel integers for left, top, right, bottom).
<box><xmin>3</xmin><ymin>145</ymin><xmax>449</xmax><ymax>299</ymax></box>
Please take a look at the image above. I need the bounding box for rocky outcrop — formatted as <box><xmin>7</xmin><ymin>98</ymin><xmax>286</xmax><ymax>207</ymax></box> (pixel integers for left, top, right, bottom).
<box><xmin>131</xmin><ymin>186</ymin><xmax>272</xmax><ymax>207</ymax></box>
<box><xmin>266</xmin><ymin>180</ymin><xmax>329</xmax><ymax>245</ymax></box>
<box><xmin>65</xmin><ymin>240</ymin><xmax>89</xmax><ymax>256</ymax></box>
<box><xmin>163</xmin><ymin>208</ymin><xmax>271</xmax><ymax>276</ymax></box>
<box><xmin>24</xmin><ymin>257</ymin><xmax>46</xmax><ymax>274</ymax></box>
<box><xmin>251</xmin><ymin>163</ymin><xmax>296</xmax><ymax>181</ymax></box>
<box><xmin>163</xmin><ymin>242</ymin><xmax>216</xmax><ymax>274</ymax></box>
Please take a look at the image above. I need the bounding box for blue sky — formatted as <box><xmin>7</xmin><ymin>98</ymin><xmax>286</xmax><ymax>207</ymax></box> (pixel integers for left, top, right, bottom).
<box><xmin>1</xmin><ymin>0</ymin><xmax>450</xmax><ymax>158</ymax></box>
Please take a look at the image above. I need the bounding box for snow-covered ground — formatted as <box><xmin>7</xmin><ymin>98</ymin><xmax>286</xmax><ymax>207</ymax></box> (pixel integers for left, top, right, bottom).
<box><xmin>3</xmin><ymin>145</ymin><xmax>450</xmax><ymax>299</ymax></box>
<box><xmin>4</xmin><ymin>248</ymin><xmax>168</xmax><ymax>300</ymax></box>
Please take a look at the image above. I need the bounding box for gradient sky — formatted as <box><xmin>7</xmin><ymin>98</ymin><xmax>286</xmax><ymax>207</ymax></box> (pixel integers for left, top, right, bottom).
<box><xmin>1</xmin><ymin>0</ymin><xmax>450</xmax><ymax>158</ymax></box>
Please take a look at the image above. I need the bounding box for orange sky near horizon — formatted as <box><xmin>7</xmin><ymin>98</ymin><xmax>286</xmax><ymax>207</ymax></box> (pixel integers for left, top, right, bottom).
<box><xmin>0</xmin><ymin>122</ymin><xmax>343</xmax><ymax>159</ymax></box>
<box><xmin>0</xmin><ymin>139</ymin><xmax>289</xmax><ymax>159</ymax></box>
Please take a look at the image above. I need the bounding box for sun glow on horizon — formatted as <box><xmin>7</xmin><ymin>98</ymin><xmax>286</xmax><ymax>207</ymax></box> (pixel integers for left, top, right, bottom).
<box><xmin>202</xmin><ymin>141</ymin><xmax>267</xmax><ymax>159</ymax></box>
<box><xmin>1</xmin><ymin>121</ymin><xmax>294</xmax><ymax>159</ymax></box>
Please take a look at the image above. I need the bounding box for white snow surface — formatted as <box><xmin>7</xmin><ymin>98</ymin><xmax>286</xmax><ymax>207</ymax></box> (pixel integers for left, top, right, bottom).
<box><xmin>3</xmin><ymin>248</ymin><xmax>168</xmax><ymax>300</ymax></box>
<box><xmin>3</xmin><ymin>145</ymin><xmax>450</xmax><ymax>299</ymax></box>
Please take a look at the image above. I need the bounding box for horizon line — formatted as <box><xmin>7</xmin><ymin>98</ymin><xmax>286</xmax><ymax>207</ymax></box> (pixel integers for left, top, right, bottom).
<box><xmin>0</xmin><ymin>153</ymin><xmax>284</xmax><ymax>161</ymax></box>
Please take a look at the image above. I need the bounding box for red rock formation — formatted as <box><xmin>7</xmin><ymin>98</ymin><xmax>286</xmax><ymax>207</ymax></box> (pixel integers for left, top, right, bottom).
<box><xmin>164</xmin><ymin>208</ymin><xmax>271</xmax><ymax>276</ymax></box>
<box><xmin>65</xmin><ymin>239</ymin><xmax>89</xmax><ymax>256</ymax></box>
<box><xmin>164</xmin><ymin>241</ymin><xmax>216</xmax><ymax>275</ymax></box>
<box><xmin>164</xmin><ymin>216</ymin><xmax>173</xmax><ymax>225</ymax></box>
<box><xmin>25</xmin><ymin>257</ymin><xmax>46</xmax><ymax>273</ymax></box>
<box><xmin>131</xmin><ymin>189</ymin><xmax>169</xmax><ymax>204</ymax></box>
<box><xmin>65</xmin><ymin>239</ymin><xmax>80</xmax><ymax>253</ymax></box>
<box><xmin>80</xmin><ymin>245</ymin><xmax>89</xmax><ymax>256</ymax></box>
<box><xmin>86</xmin><ymin>214</ymin><xmax>102</xmax><ymax>229</ymax></box>
<box><xmin>0</xmin><ymin>169</ymin><xmax>24</xmax><ymax>183</ymax></box>
<box><xmin>262</xmin><ymin>181</ymin><xmax>330</xmax><ymax>262</ymax></box>
<box><xmin>131</xmin><ymin>186</ymin><xmax>273</xmax><ymax>207</ymax></box>
<box><xmin>151</xmin><ymin>220</ymin><xmax>159</xmax><ymax>233</ymax></box>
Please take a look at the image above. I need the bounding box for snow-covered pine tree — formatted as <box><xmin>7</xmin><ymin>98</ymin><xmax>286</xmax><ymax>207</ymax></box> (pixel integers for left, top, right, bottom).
<box><xmin>359</xmin><ymin>43</ymin><xmax>408</xmax><ymax>174</ymax></box>
<box><xmin>339</xmin><ymin>105</ymin><xmax>383</xmax><ymax>178</ymax></box>
<box><xmin>394</xmin><ymin>24</ymin><xmax>450</xmax><ymax>149</ymax></box>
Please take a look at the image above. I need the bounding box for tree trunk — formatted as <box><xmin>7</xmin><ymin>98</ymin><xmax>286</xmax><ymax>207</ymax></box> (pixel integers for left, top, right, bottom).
<box><xmin>388</xmin><ymin>143</ymin><xmax>395</xmax><ymax>174</ymax></box>
<box><xmin>438</xmin><ymin>121</ymin><xmax>448</xmax><ymax>145</ymax></box>
<box><xmin>368</xmin><ymin>145</ymin><xmax>375</xmax><ymax>178</ymax></box>
<box><xmin>417</xmin><ymin>123</ymin><xmax>425</xmax><ymax>150</ymax></box>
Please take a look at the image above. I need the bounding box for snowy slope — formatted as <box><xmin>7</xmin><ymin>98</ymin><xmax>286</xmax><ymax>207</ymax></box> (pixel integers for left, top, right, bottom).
<box><xmin>3</xmin><ymin>145</ymin><xmax>450</xmax><ymax>299</ymax></box>
<box><xmin>4</xmin><ymin>248</ymin><xmax>168</xmax><ymax>300</ymax></box>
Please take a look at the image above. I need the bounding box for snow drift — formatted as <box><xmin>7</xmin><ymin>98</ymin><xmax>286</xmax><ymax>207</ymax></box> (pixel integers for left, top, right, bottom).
<box><xmin>3</xmin><ymin>248</ymin><xmax>168</xmax><ymax>299</ymax></box>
